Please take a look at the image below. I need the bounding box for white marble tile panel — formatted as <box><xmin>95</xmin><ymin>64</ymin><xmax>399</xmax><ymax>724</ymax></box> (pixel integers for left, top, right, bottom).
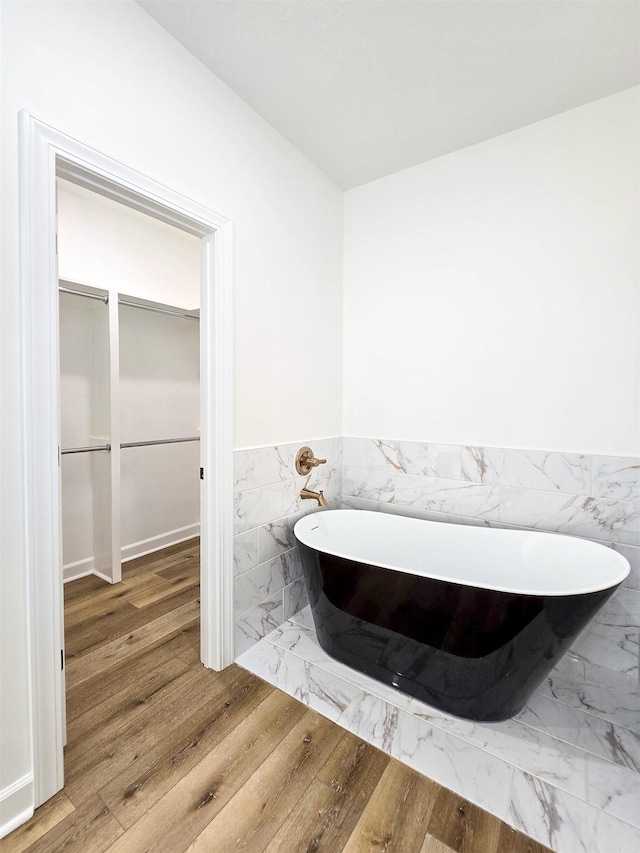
<box><xmin>590</xmin><ymin>585</ymin><xmax>639</xmax><ymax>637</ymax></box>
<box><xmin>546</xmin><ymin>652</ymin><xmax>586</xmax><ymax>684</ymax></box>
<box><xmin>378</xmin><ymin>501</ymin><xmax>508</xmax><ymax>528</ymax></box>
<box><xmin>418</xmin><ymin>507</ymin><xmax>495</xmax><ymax>527</ymax></box>
<box><xmin>612</xmin><ymin>544</ymin><xmax>640</xmax><ymax>591</ymax></box>
<box><xmin>234</xmin><ymin>549</ymin><xmax>302</xmax><ymax>615</ymax></box>
<box><xmin>309</xmin><ymin>459</ymin><xmax>342</xmax><ymax>502</ymax></box>
<box><xmin>340</xmin><ymin>495</ymin><xmax>381</xmax><ymax>512</ymax></box>
<box><xmin>338</xmin><ymin>692</ymin><xmax>399</xmax><ymax>754</ymax></box>
<box><xmin>586</xmin><ymin>754</ymin><xmax>640</xmax><ymax>828</ymax></box>
<box><xmin>366</xmin><ymin>439</ymin><xmax>424</xmax><ymax>475</ymax></box>
<box><xmin>342</xmin><ymin>436</ymin><xmax>372</xmax><ymax>469</ymax></box>
<box><xmin>377</xmin><ymin>502</ymin><xmax>431</xmax><ymax>521</ymax></box>
<box><xmin>462</xmin><ymin>447</ymin><xmax>590</xmax><ymax>495</ymax></box>
<box><xmin>257</xmin><ymin>514</ymin><xmax>300</xmax><ymax>563</ymax></box>
<box><xmin>234</xmin><ymin>594</ymin><xmax>283</xmax><ymax>657</ymax></box>
<box><xmin>403</xmin><ymin>701</ymin><xmax>588</xmax><ymax>800</ymax></box>
<box><xmin>592</xmin><ymin>456</ymin><xmax>640</xmax><ymax>503</ymax></box>
<box><xmin>570</xmin><ymin>623</ymin><xmax>638</xmax><ymax>680</ymax></box>
<box><xmin>460</xmin><ymin>445</ymin><xmax>497</xmax><ymax>484</ymax></box>
<box><xmin>282</xmin><ymin>576</ymin><xmax>309</xmax><ymax>621</ymax></box>
<box><xmin>268</xmin><ymin>621</ymin><xmax>328</xmax><ymax>664</ymax></box>
<box><xmin>312</xmin><ymin>436</ymin><xmax>343</xmax><ymax>469</ymax></box>
<box><xmin>569</xmin><ymin>586</ymin><xmax>639</xmax><ymax>679</ymax></box>
<box><xmin>401</xmin><ymin>474</ymin><xmax>500</xmax><ymax>519</ymax></box>
<box><xmin>499</xmin><ymin>487</ymin><xmax>640</xmax><ymax>546</ymax></box>
<box><xmin>363</xmin><ymin>440</ymin><xmax>463</xmax><ymax>480</ymax></box>
<box><xmin>538</xmin><ymin>673</ymin><xmax>640</xmax><ymax>731</ymax></box>
<box><xmin>517</xmin><ymin>693</ymin><xmax>640</xmax><ymax>773</ymax></box>
<box><xmin>580</xmin><ymin>659</ymin><xmax>640</xmax><ymax>696</ymax></box>
<box><xmin>423</xmin><ymin>444</ymin><xmax>464</xmax><ymax>480</ymax></box>
<box><xmin>343</xmin><ymin>467</ymin><xmax>500</xmax><ymax>519</ymax></box>
<box><xmin>389</xmin><ymin>706</ymin><xmax>514</xmax><ymax>820</ymax></box>
<box><xmin>508</xmin><ymin>770</ymin><xmax>640</xmax><ymax>853</ymax></box>
<box><xmin>237</xmin><ymin>641</ymin><xmax>364</xmax><ymax>723</ymax></box>
<box><xmin>282</xmin><ymin>477</ymin><xmax>302</xmax><ymax>515</ymax></box>
<box><xmin>233</xmin><ymin>445</ymin><xmax>296</xmax><ymax>491</ymax></box>
<box><xmin>341</xmin><ymin>465</ymin><xmax>391</xmax><ymax>502</ymax></box>
<box><xmin>233</xmin><ymin>481</ymin><xmax>286</xmax><ymax>535</ymax></box>
<box><xmin>233</xmin><ymin>528</ymin><xmax>258</xmax><ymax>575</ymax></box>
<box><xmin>288</xmin><ymin>604</ymin><xmax>315</xmax><ymax>630</ymax></box>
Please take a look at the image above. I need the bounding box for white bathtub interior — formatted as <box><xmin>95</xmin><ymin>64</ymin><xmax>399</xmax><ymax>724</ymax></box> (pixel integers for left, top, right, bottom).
<box><xmin>294</xmin><ymin>509</ymin><xmax>630</xmax><ymax>595</ymax></box>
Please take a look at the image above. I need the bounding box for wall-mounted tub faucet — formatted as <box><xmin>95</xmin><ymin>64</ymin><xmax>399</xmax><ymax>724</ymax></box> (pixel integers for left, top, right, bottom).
<box><xmin>300</xmin><ymin>488</ymin><xmax>328</xmax><ymax>507</ymax></box>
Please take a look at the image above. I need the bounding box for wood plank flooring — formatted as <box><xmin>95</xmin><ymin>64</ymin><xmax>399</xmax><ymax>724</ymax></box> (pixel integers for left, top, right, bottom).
<box><xmin>1</xmin><ymin>539</ymin><xmax>551</xmax><ymax>853</ymax></box>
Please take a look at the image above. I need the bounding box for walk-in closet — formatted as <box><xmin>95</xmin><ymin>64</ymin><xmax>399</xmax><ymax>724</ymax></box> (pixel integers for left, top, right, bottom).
<box><xmin>57</xmin><ymin>178</ymin><xmax>201</xmax><ymax>586</ymax></box>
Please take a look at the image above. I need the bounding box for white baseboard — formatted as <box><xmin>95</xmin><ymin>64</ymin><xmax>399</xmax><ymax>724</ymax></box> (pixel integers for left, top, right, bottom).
<box><xmin>63</xmin><ymin>558</ymin><xmax>118</xmax><ymax>584</ymax></box>
<box><xmin>0</xmin><ymin>773</ymin><xmax>33</xmax><ymax>840</ymax></box>
<box><xmin>63</xmin><ymin>556</ymin><xmax>95</xmax><ymax>583</ymax></box>
<box><xmin>121</xmin><ymin>523</ymin><xmax>200</xmax><ymax>563</ymax></box>
<box><xmin>63</xmin><ymin>523</ymin><xmax>200</xmax><ymax>582</ymax></box>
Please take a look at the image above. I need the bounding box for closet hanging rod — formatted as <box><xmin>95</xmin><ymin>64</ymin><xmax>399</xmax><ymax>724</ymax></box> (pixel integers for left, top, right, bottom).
<box><xmin>120</xmin><ymin>436</ymin><xmax>200</xmax><ymax>449</ymax></box>
<box><xmin>59</xmin><ymin>286</ymin><xmax>109</xmax><ymax>304</ymax></box>
<box><xmin>118</xmin><ymin>298</ymin><xmax>199</xmax><ymax>321</ymax></box>
<box><xmin>61</xmin><ymin>443</ymin><xmax>111</xmax><ymax>455</ymax></box>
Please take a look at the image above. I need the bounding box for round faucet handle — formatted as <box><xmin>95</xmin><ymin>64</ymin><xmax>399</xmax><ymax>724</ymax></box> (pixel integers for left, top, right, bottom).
<box><xmin>296</xmin><ymin>446</ymin><xmax>328</xmax><ymax>475</ymax></box>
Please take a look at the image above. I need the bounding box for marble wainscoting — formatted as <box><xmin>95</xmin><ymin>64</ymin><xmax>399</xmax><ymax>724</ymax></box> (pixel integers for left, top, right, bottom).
<box><xmin>341</xmin><ymin>438</ymin><xmax>640</xmax><ymax>687</ymax></box>
<box><xmin>233</xmin><ymin>437</ymin><xmax>342</xmax><ymax>655</ymax></box>
<box><xmin>237</xmin><ymin>607</ymin><xmax>640</xmax><ymax>853</ymax></box>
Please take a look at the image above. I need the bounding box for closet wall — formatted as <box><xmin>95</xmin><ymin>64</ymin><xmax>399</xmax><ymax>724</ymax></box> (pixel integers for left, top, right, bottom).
<box><xmin>59</xmin><ymin>288</ymin><xmax>111</xmax><ymax>579</ymax></box>
<box><xmin>57</xmin><ymin>178</ymin><xmax>201</xmax><ymax>581</ymax></box>
<box><xmin>119</xmin><ymin>303</ymin><xmax>200</xmax><ymax>560</ymax></box>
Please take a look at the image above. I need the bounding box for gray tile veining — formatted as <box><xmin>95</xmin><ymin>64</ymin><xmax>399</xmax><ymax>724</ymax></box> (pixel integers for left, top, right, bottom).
<box><xmin>592</xmin><ymin>457</ymin><xmax>640</xmax><ymax>503</ymax></box>
<box><xmin>462</xmin><ymin>446</ymin><xmax>591</xmax><ymax>495</ymax></box>
<box><xmin>508</xmin><ymin>770</ymin><xmax>640</xmax><ymax>853</ymax></box>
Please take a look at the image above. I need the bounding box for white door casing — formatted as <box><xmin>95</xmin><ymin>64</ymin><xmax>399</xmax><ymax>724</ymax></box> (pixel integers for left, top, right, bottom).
<box><xmin>18</xmin><ymin>112</ymin><xmax>234</xmax><ymax>806</ymax></box>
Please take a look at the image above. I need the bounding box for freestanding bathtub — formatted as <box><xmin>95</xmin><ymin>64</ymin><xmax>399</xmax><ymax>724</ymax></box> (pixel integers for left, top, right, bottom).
<box><xmin>294</xmin><ymin>509</ymin><xmax>629</xmax><ymax>721</ymax></box>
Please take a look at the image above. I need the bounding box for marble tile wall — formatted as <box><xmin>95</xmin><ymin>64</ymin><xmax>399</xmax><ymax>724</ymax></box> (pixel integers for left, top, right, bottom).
<box><xmin>341</xmin><ymin>437</ymin><xmax>640</xmax><ymax>684</ymax></box>
<box><xmin>233</xmin><ymin>436</ymin><xmax>342</xmax><ymax>655</ymax></box>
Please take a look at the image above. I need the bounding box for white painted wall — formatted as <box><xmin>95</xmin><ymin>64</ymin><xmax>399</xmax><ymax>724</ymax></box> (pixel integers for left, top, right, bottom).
<box><xmin>344</xmin><ymin>88</ymin><xmax>640</xmax><ymax>456</ymax></box>
<box><xmin>58</xmin><ymin>180</ymin><xmax>200</xmax><ymax>307</ymax></box>
<box><xmin>0</xmin><ymin>0</ymin><xmax>342</xmax><ymax>831</ymax></box>
<box><xmin>59</xmin><ymin>295</ymin><xmax>105</xmax><ymax>570</ymax></box>
<box><xmin>119</xmin><ymin>305</ymin><xmax>200</xmax><ymax>555</ymax></box>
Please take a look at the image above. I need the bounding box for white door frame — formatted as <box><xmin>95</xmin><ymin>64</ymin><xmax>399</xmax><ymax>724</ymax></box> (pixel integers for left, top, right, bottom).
<box><xmin>18</xmin><ymin>112</ymin><xmax>234</xmax><ymax>807</ymax></box>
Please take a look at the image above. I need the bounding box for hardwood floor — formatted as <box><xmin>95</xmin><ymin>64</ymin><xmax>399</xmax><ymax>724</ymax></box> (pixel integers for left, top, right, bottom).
<box><xmin>2</xmin><ymin>540</ymin><xmax>551</xmax><ymax>853</ymax></box>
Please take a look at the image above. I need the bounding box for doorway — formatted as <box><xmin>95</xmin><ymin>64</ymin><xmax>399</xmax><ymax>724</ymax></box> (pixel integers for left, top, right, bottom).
<box><xmin>19</xmin><ymin>113</ymin><xmax>234</xmax><ymax>808</ymax></box>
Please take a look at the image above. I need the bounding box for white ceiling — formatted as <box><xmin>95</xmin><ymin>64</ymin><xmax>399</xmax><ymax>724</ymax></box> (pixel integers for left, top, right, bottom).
<box><xmin>137</xmin><ymin>0</ymin><xmax>640</xmax><ymax>190</ymax></box>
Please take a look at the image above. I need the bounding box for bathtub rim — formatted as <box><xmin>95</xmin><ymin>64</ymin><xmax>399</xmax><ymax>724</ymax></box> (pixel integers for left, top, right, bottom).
<box><xmin>293</xmin><ymin>509</ymin><xmax>630</xmax><ymax>598</ymax></box>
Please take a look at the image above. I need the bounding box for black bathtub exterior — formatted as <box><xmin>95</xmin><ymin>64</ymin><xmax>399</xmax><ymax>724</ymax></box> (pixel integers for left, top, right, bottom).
<box><xmin>296</xmin><ymin>542</ymin><xmax>618</xmax><ymax>721</ymax></box>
